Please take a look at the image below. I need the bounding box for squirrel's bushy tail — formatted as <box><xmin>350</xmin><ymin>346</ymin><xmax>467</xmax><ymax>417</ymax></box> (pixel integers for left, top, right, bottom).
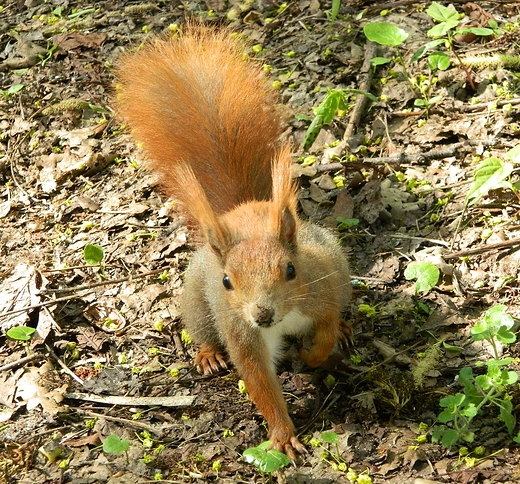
<box><xmin>115</xmin><ymin>23</ymin><xmax>288</xmax><ymax>217</ymax></box>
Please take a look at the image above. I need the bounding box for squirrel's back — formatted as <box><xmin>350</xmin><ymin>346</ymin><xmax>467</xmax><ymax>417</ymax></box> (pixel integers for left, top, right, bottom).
<box><xmin>115</xmin><ymin>24</ymin><xmax>286</xmax><ymax>216</ymax></box>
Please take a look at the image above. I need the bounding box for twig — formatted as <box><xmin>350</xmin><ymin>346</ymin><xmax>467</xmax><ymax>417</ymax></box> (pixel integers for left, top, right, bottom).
<box><xmin>314</xmin><ymin>139</ymin><xmax>499</xmax><ymax>172</ymax></box>
<box><xmin>75</xmin><ymin>409</ymin><xmax>184</xmax><ymax>437</ymax></box>
<box><xmin>46</xmin><ymin>344</ymin><xmax>84</xmax><ymax>385</ymax></box>
<box><xmin>444</xmin><ymin>238</ymin><xmax>520</xmax><ymax>259</ymax></box>
<box><xmin>321</xmin><ymin>41</ymin><xmax>378</xmax><ymax>163</ymax></box>
<box><xmin>41</xmin><ymin>267</ymin><xmax>168</xmax><ymax>294</ymax></box>
<box><xmin>0</xmin><ymin>293</ymin><xmax>95</xmax><ymax>320</ymax></box>
<box><xmin>0</xmin><ymin>353</ymin><xmax>45</xmax><ymax>372</ymax></box>
<box><xmin>66</xmin><ymin>392</ymin><xmax>196</xmax><ymax>407</ymax></box>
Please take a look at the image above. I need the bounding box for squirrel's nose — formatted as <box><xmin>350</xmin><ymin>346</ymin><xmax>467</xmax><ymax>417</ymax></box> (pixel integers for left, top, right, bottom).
<box><xmin>253</xmin><ymin>305</ymin><xmax>275</xmax><ymax>327</ymax></box>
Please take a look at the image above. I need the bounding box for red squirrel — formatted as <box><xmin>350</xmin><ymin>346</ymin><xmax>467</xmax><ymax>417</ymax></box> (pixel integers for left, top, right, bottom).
<box><xmin>115</xmin><ymin>24</ymin><xmax>351</xmax><ymax>459</ymax></box>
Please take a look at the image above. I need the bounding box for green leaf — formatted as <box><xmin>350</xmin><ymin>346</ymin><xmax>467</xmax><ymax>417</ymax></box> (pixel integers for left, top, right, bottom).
<box><xmin>504</xmin><ymin>144</ymin><xmax>520</xmax><ymax>163</ymax></box>
<box><xmin>302</xmin><ymin>115</ymin><xmax>323</xmax><ymax>150</ymax></box>
<box><xmin>404</xmin><ymin>261</ymin><xmax>440</xmax><ymax>293</ymax></box>
<box><xmin>321</xmin><ymin>431</ymin><xmax>340</xmax><ymax>445</ymax></box>
<box><xmin>363</xmin><ymin>22</ymin><xmax>409</xmax><ymax>47</ymax></box>
<box><xmin>471</xmin><ymin>305</ymin><xmax>515</xmax><ymax>342</ymax></box>
<box><xmin>497</xmin><ymin>326</ymin><xmax>516</xmax><ymax>344</ymax></box>
<box><xmin>370</xmin><ymin>57</ymin><xmax>392</xmax><ymax>66</ymax></box>
<box><xmin>316</xmin><ymin>90</ymin><xmax>344</xmax><ymax>124</ymax></box>
<box><xmin>503</xmin><ymin>370</ymin><xmax>519</xmax><ymax>385</ymax></box>
<box><xmin>431</xmin><ymin>425</ymin><xmax>445</xmax><ymax>443</ymax></box>
<box><xmin>428</xmin><ymin>52</ymin><xmax>451</xmax><ymax>71</ymax></box>
<box><xmin>475</xmin><ymin>374</ymin><xmax>492</xmax><ymax>391</ymax></box>
<box><xmin>499</xmin><ymin>399</ymin><xmax>515</xmax><ymax>434</ymax></box>
<box><xmin>8</xmin><ymin>84</ymin><xmax>24</xmax><ymax>95</ymax></box>
<box><xmin>438</xmin><ymin>410</ymin><xmax>455</xmax><ymax>423</ymax></box>
<box><xmin>466</xmin><ymin>158</ymin><xmax>514</xmax><ymax>206</ymax></box>
<box><xmin>84</xmin><ymin>243</ymin><xmax>104</xmax><ymax>265</ymax></box>
<box><xmin>243</xmin><ymin>441</ymin><xmax>291</xmax><ymax>473</ymax></box>
<box><xmin>460</xmin><ymin>403</ymin><xmax>478</xmax><ymax>418</ymax></box>
<box><xmin>428</xmin><ymin>20</ymin><xmax>459</xmax><ymax>38</ymax></box>
<box><xmin>456</xmin><ymin>27</ymin><xmax>493</xmax><ymax>37</ymax></box>
<box><xmin>426</xmin><ymin>2</ymin><xmax>460</xmax><ymax>23</ymax></box>
<box><xmin>6</xmin><ymin>326</ymin><xmax>36</xmax><ymax>341</ymax></box>
<box><xmin>410</xmin><ymin>39</ymin><xmax>445</xmax><ymax>62</ymax></box>
<box><xmin>441</xmin><ymin>428</ymin><xmax>460</xmax><ymax>447</ymax></box>
<box><xmin>103</xmin><ymin>435</ymin><xmax>130</xmax><ymax>454</ymax></box>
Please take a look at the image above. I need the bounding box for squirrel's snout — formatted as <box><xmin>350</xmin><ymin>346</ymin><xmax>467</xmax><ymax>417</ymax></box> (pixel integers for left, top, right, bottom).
<box><xmin>252</xmin><ymin>305</ymin><xmax>275</xmax><ymax>327</ymax></box>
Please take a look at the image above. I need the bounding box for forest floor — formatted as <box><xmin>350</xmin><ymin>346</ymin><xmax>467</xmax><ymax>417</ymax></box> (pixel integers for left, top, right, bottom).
<box><xmin>1</xmin><ymin>0</ymin><xmax>520</xmax><ymax>483</ymax></box>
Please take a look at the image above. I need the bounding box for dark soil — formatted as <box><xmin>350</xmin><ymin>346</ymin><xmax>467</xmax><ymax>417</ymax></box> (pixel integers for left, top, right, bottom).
<box><xmin>1</xmin><ymin>1</ymin><xmax>520</xmax><ymax>483</ymax></box>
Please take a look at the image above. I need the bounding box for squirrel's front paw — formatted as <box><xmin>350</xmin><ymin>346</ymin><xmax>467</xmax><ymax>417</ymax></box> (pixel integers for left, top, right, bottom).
<box><xmin>194</xmin><ymin>344</ymin><xmax>228</xmax><ymax>375</ymax></box>
<box><xmin>268</xmin><ymin>428</ymin><xmax>307</xmax><ymax>461</ymax></box>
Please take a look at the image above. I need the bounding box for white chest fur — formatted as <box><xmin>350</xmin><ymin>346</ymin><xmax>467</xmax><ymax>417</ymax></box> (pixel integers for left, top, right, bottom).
<box><xmin>260</xmin><ymin>308</ymin><xmax>314</xmax><ymax>371</ymax></box>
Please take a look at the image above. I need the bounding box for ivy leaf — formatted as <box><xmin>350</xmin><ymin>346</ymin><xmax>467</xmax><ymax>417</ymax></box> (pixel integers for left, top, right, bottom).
<box><xmin>243</xmin><ymin>441</ymin><xmax>291</xmax><ymax>473</ymax></box>
<box><xmin>441</xmin><ymin>428</ymin><xmax>460</xmax><ymax>447</ymax></box>
<box><xmin>428</xmin><ymin>20</ymin><xmax>459</xmax><ymax>38</ymax></box>
<box><xmin>321</xmin><ymin>431</ymin><xmax>340</xmax><ymax>445</ymax></box>
<box><xmin>103</xmin><ymin>435</ymin><xmax>130</xmax><ymax>454</ymax></box>
<box><xmin>457</xmin><ymin>27</ymin><xmax>493</xmax><ymax>37</ymax></box>
<box><xmin>466</xmin><ymin>158</ymin><xmax>513</xmax><ymax>206</ymax></box>
<box><xmin>504</xmin><ymin>144</ymin><xmax>520</xmax><ymax>163</ymax></box>
<box><xmin>370</xmin><ymin>56</ymin><xmax>392</xmax><ymax>66</ymax></box>
<box><xmin>84</xmin><ymin>243</ymin><xmax>104</xmax><ymax>265</ymax></box>
<box><xmin>363</xmin><ymin>22</ymin><xmax>409</xmax><ymax>47</ymax></box>
<box><xmin>6</xmin><ymin>326</ymin><xmax>36</xmax><ymax>341</ymax></box>
<box><xmin>428</xmin><ymin>52</ymin><xmax>451</xmax><ymax>71</ymax></box>
<box><xmin>404</xmin><ymin>261</ymin><xmax>440</xmax><ymax>293</ymax></box>
<box><xmin>426</xmin><ymin>2</ymin><xmax>460</xmax><ymax>23</ymax></box>
<box><xmin>499</xmin><ymin>399</ymin><xmax>516</xmax><ymax>434</ymax></box>
<box><xmin>410</xmin><ymin>39</ymin><xmax>445</xmax><ymax>62</ymax></box>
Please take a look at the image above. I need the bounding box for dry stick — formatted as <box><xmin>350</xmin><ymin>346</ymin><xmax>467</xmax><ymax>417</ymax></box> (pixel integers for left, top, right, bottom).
<box><xmin>0</xmin><ymin>293</ymin><xmax>94</xmax><ymax>320</ymax></box>
<box><xmin>0</xmin><ymin>268</ymin><xmax>168</xmax><ymax>320</ymax></box>
<box><xmin>46</xmin><ymin>344</ymin><xmax>84</xmax><ymax>385</ymax></box>
<box><xmin>444</xmin><ymin>238</ymin><xmax>520</xmax><ymax>260</ymax></box>
<box><xmin>0</xmin><ymin>353</ymin><xmax>45</xmax><ymax>372</ymax></box>
<box><xmin>41</xmin><ymin>267</ymin><xmax>168</xmax><ymax>294</ymax></box>
<box><xmin>321</xmin><ymin>41</ymin><xmax>378</xmax><ymax>163</ymax></box>
<box><xmin>75</xmin><ymin>410</ymin><xmax>184</xmax><ymax>437</ymax></box>
<box><xmin>314</xmin><ymin>139</ymin><xmax>499</xmax><ymax>173</ymax></box>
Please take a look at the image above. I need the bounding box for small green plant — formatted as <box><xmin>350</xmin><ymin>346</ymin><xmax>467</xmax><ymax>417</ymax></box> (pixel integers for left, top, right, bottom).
<box><xmin>302</xmin><ymin>89</ymin><xmax>377</xmax><ymax>150</ymax></box>
<box><xmin>2</xmin><ymin>83</ymin><xmax>24</xmax><ymax>100</ymax></box>
<box><xmin>6</xmin><ymin>326</ymin><xmax>36</xmax><ymax>355</ymax></box>
<box><xmin>336</xmin><ymin>217</ymin><xmax>360</xmax><ymax>231</ymax></box>
<box><xmin>102</xmin><ymin>434</ymin><xmax>130</xmax><ymax>462</ymax></box>
<box><xmin>83</xmin><ymin>243</ymin><xmax>105</xmax><ymax>276</ymax></box>
<box><xmin>404</xmin><ymin>261</ymin><xmax>440</xmax><ymax>294</ymax></box>
<box><xmin>465</xmin><ymin>146</ymin><xmax>519</xmax><ymax>206</ymax></box>
<box><xmin>432</xmin><ymin>305</ymin><xmax>519</xmax><ymax>447</ymax></box>
<box><xmin>243</xmin><ymin>441</ymin><xmax>291</xmax><ymax>479</ymax></box>
<box><xmin>363</xmin><ymin>22</ymin><xmax>415</xmax><ymax>93</ymax></box>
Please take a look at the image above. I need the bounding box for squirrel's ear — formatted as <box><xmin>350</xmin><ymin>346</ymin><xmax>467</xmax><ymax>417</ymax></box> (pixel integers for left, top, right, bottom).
<box><xmin>174</xmin><ymin>164</ymin><xmax>230</xmax><ymax>260</ymax></box>
<box><xmin>279</xmin><ymin>206</ymin><xmax>298</xmax><ymax>248</ymax></box>
<box><xmin>205</xmin><ymin>222</ymin><xmax>230</xmax><ymax>261</ymax></box>
<box><xmin>271</xmin><ymin>145</ymin><xmax>299</xmax><ymax>248</ymax></box>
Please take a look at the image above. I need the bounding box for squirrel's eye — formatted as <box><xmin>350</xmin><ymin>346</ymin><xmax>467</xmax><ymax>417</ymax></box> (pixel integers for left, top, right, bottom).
<box><xmin>285</xmin><ymin>262</ymin><xmax>296</xmax><ymax>281</ymax></box>
<box><xmin>222</xmin><ymin>274</ymin><xmax>234</xmax><ymax>290</ymax></box>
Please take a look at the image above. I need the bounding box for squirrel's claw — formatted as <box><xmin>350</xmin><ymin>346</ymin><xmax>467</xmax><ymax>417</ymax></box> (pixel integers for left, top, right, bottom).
<box><xmin>338</xmin><ymin>319</ymin><xmax>354</xmax><ymax>348</ymax></box>
<box><xmin>268</xmin><ymin>432</ymin><xmax>307</xmax><ymax>461</ymax></box>
<box><xmin>194</xmin><ymin>345</ymin><xmax>228</xmax><ymax>375</ymax></box>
